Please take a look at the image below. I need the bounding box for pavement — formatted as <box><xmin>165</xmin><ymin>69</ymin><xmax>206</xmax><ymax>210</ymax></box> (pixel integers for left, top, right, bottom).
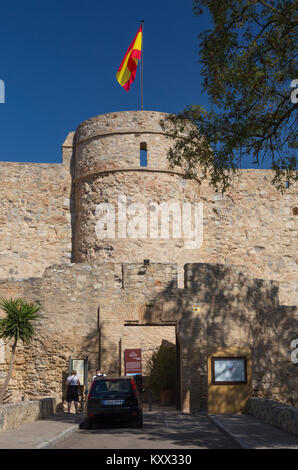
<box><xmin>53</xmin><ymin>409</ymin><xmax>238</xmax><ymax>449</ymax></box>
<box><xmin>0</xmin><ymin>406</ymin><xmax>297</xmax><ymax>449</ymax></box>
<box><xmin>208</xmin><ymin>414</ymin><xmax>298</xmax><ymax>449</ymax></box>
<box><xmin>0</xmin><ymin>412</ymin><xmax>84</xmax><ymax>449</ymax></box>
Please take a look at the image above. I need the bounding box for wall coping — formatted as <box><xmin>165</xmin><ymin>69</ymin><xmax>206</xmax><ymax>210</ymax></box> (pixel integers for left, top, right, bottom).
<box><xmin>246</xmin><ymin>397</ymin><xmax>298</xmax><ymax>436</ymax></box>
<box><xmin>0</xmin><ymin>397</ymin><xmax>56</xmax><ymax>431</ymax></box>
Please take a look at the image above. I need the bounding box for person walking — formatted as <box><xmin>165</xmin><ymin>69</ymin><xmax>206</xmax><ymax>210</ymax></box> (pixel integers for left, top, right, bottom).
<box><xmin>66</xmin><ymin>370</ymin><xmax>80</xmax><ymax>414</ymax></box>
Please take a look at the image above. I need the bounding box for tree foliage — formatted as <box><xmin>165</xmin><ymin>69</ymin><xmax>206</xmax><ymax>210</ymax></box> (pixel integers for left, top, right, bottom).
<box><xmin>161</xmin><ymin>0</ymin><xmax>297</xmax><ymax>193</ymax></box>
<box><xmin>0</xmin><ymin>298</ymin><xmax>41</xmax><ymax>344</ymax></box>
<box><xmin>146</xmin><ymin>345</ymin><xmax>176</xmax><ymax>399</ymax></box>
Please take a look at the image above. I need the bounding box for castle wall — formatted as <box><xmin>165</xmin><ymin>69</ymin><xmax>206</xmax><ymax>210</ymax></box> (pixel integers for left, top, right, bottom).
<box><xmin>72</xmin><ymin>111</ymin><xmax>297</xmax><ymax>305</ymax></box>
<box><xmin>0</xmin><ymin>263</ymin><xmax>113</xmax><ymax>403</ymax></box>
<box><xmin>199</xmin><ymin>172</ymin><xmax>297</xmax><ymax>305</ymax></box>
<box><xmin>0</xmin><ymin>111</ymin><xmax>296</xmax><ymax>306</ymax></box>
<box><xmin>74</xmin><ymin>171</ymin><xmax>200</xmax><ymax>269</ymax></box>
<box><xmin>0</xmin><ymin>262</ymin><xmax>296</xmax><ymax>410</ymax></box>
<box><xmin>0</xmin><ymin>262</ymin><xmax>178</xmax><ymax>405</ymax></box>
<box><xmin>73</xmin><ymin>111</ymin><xmax>202</xmax><ymax>285</ymax></box>
<box><xmin>120</xmin><ymin>325</ymin><xmax>176</xmax><ymax>377</ymax></box>
<box><xmin>181</xmin><ymin>264</ymin><xmax>298</xmax><ymax>409</ymax></box>
<box><xmin>0</xmin><ymin>111</ymin><xmax>296</xmax><ymax>413</ymax></box>
<box><xmin>0</xmin><ymin>160</ymin><xmax>72</xmax><ymax>281</ymax></box>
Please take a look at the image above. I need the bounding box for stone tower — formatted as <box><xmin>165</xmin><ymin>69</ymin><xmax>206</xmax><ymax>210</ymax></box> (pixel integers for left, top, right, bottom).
<box><xmin>0</xmin><ymin>110</ymin><xmax>297</xmax><ymax>407</ymax></box>
<box><xmin>0</xmin><ymin>109</ymin><xmax>296</xmax><ymax>303</ymax></box>
<box><xmin>73</xmin><ymin>111</ymin><xmax>202</xmax><ymax>282</ymax></box>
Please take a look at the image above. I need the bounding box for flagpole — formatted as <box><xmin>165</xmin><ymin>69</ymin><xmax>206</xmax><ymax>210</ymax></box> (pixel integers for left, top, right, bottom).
<box><xmin>141</xmin><ymin>20</ymin><xmax>144</xmax><ymax>111</ymax></box>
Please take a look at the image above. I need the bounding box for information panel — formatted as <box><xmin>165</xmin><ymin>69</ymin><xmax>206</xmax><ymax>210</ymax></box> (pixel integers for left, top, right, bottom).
<box><xmin>212</xmin><ymin>357</ymin><xmax>247</xmax><ymax>384</ymax></box>
<box><xmin>124</xmin><ymin>349</ymin><xmax>142</xmax><ymax>375</ymax></box>
<box><xmin>71</xmin><ymin>359</ymin><xmax>85</xmax><ymax>384</ymax></box>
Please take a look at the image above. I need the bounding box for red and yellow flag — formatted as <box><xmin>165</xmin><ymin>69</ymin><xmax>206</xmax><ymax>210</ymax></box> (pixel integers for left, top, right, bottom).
<box><xmin>116</xmin><ymin>25</ymin><xmax>142</xmax><ymax>92</ymax></box>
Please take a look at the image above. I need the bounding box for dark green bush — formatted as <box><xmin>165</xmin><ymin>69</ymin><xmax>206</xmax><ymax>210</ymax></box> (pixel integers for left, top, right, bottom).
<box><xmin>147</xmin><ymin>344</ymin><xmax>176</xmax><ymax>399</ymax></box>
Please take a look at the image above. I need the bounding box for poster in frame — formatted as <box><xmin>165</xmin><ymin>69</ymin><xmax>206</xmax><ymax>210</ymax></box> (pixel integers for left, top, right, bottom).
<box><xmin>71</xmin><ymin>359</ymin><xmax>85</xmax><ymax>384</ymax></box>
<box><xmin>211</xmin><ymin>356</ymin><xmax>247</xmax><ymax>385</ymax></box>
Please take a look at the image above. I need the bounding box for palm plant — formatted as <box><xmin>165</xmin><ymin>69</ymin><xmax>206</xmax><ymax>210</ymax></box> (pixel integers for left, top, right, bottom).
<box><xmin>0</xmin><ymin>298</ymin><xmax>41</xmax><ymax>405</ymax></box>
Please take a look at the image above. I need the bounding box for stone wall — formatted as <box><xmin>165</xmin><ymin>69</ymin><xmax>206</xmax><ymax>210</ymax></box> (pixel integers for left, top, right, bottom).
<box><xmin>0</xmin><ymin>262</ymin><xmax>296</xmax><ymax>411</ymax></box>
<box><xmin>74</xmin><ymin>111</ymin><xmax>178</xmax><ymax>176</ymax></box>
<box><xmin>73</xmin><ymin>112</ymin><xmax>298</xmax><ymax>304</ymax></box>
<box><xmin>74</xmin><ymin>170</ymin><xmax>200</xmax><ymax>276</ymax></box>
<box><xmin>0</xmin><ymin>111</ymin><xmax>297</xmax><ymax>305</ymax></box>
<box><xmin>0</xmin><ymin>160</ymin><xmax>72</xmax><ymax>281</ymax></box>
<box><xmin>199</xmin><ymin>172</ymin><xmax>298</xmax><ymax>306</ymax></box>
<box><xmin>181</xmin><ymin>263</ymin><xmax>298</xmax><ymax>410</ymax></box>
<box><xmin>0</xmin><ymin>110</ymin><xmax>297</xmax><ymax>413</ymax></box>
<box><xmin>73</xmin><ymin>111</ymin><xmax>201</xmax><ymax>290</ymax></box>
<box><xmin>0</xmin><ymin>397</ymin><xmax>55</xmax><ymax>431</ymax></box>
<box><xmin>121</xmin><ymin>325</ymin><xmax>176</xmax><ymax>376</ymax></box>
<box><xmin>0</xmin><ymin>263</ymin><xmax>109</xmax><ymax>404</ymax></box>
<box><xmin>246</xmin><ymin>397</ymin><xmax>298</xmax><ymax>436</ymax></box>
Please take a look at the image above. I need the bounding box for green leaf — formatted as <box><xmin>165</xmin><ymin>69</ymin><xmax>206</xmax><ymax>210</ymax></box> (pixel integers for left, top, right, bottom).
<box><xmin>0</xmin><ymin>298</ymin><xmax>41</xmax><ymax>345</ymax></box>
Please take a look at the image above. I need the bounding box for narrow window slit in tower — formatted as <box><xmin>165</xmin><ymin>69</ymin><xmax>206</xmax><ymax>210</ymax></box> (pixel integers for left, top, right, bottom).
<box><xmin>140</xmin><ymin>142</ymin><xmax>147</xmax><ymax>167</ymax></box>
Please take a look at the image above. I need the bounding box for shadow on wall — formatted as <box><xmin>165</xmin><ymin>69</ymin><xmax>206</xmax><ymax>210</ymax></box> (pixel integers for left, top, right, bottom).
<box><xmin>38</xmin><ymin>397</ymin><xmax>56</xmax><ymax>418</ymax></box>
<box><xmin>139</xmin><ymin>264</ymin><xmax>297</xmax><ymax>410</ymax></box>
<box><xmin>54</xmin><ymin>326</ymin><xmax>100</xmax><ymax>412</ymax></box>
<box><xmin>24</xmin><ymin>262</ymin><xmax>296</xmax><ymax>413</ymax></box>
<box><xmin>70</xmin><ymin>143</ymin><xmax>76</xmax><ymax>263</ymax></box>
<box><xmin>57</xmin><ymin>370</ymin><xmax>68</xmax><ymax>412</ymax></box>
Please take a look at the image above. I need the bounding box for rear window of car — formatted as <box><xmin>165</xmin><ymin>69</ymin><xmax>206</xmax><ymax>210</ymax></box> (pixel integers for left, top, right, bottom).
<box><xmin>91</xmin><ymin>379</ymin><xmax>133</xmax><ymax>396</ymax></box>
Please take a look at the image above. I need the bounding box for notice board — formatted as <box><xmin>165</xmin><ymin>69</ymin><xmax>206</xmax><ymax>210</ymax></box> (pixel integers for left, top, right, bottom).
<box><xmin>124</xmin><ymin>349</ymin><xmax>142</xmax><ymax>375</ymax></box>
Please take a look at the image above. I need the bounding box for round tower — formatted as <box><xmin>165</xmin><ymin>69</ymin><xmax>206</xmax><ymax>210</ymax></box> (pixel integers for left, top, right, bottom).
<box><xmin>73</xmin><ymin>111</ymin><xmax>202</xmax><ymax>281</ymax></box>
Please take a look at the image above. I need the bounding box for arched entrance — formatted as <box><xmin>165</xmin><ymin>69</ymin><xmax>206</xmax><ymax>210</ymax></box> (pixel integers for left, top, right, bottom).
<box><xmin>118</xmin><ymin>323</ymin><xmax>181</xmax><ymax>410</ymax></box>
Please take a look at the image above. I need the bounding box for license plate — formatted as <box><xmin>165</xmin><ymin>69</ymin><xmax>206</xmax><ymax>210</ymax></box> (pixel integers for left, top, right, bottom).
<box><xmin>103</xmin><ymin>399</ymin><xmax>124</xmax><ymax>406</ymax></box>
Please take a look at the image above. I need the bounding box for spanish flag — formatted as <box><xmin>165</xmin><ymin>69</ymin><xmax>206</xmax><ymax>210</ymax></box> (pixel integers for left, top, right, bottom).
<box><xmin>116</xmin><ymin>25</ymin><xmax>142</xmax><ymax>92</ymax></box>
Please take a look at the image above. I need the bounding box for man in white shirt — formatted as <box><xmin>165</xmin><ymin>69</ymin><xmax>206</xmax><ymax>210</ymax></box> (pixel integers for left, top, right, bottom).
<box><xmin>66</xmin><ymin>370</ymin><xmax>80</xmax><ymax>413</ymax></box>
<box><xmin>92</xmin><ymin>369</ymin><xmax>106</xmax><ymax>381</ymax></box>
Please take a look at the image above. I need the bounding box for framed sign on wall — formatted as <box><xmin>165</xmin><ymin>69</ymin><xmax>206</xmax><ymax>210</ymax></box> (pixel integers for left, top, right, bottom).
<box><xmin>68</xmin><ymin>356</ymin><xmax>89</xmax><ymax>388</ymax></box>
<box><xmin>211</xmin><ymin>356</ymin><xmax>247</xmax><ymax>385</ymax></box>
<box><xmin>124</xmin><ymin>349</ymin><xmax>142</xmax><ymax>375</ymax></box>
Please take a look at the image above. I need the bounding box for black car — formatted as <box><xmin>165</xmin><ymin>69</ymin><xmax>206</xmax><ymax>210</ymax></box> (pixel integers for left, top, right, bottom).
<box><xmin>85</xmin><ymin>376</ymin><xmax>143</xmax><ymax>428</ymax></box>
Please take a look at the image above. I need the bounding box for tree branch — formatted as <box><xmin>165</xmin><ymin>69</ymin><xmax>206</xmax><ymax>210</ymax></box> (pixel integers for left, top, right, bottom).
<box><xmin>256</xmin><ymin>0</ymin><xmax>283</xmax><ymax>16</ymax></box>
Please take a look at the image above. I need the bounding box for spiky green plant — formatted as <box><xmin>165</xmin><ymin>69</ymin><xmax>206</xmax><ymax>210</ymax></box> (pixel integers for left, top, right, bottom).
<box><xmin>0</xmin><ymin>298</ymin><xmax>41</xmax><ymax>404</ymax></box>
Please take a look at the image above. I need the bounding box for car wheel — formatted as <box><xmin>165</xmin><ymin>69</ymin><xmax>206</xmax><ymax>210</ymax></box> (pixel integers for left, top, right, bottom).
<box><xmin>84</xmin><ymin>418</ymin><xmax>92</xmax><ymax>429</ymax></box>
<box><xmin>136</xmin><ymin>415</ymin><xmax>143</xmax><ymax>428</ymax></box>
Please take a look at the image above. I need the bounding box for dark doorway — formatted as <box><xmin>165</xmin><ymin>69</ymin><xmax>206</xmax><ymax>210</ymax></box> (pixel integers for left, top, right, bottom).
<box><xmin>176</xmin><ymin>330</ymin><xmax>181</xmax><ymax>410</ymax></box>
<box><xmin>121</xmin><ymin>324</ymin><xmax>180</xmax><ymax>410</ymax></box>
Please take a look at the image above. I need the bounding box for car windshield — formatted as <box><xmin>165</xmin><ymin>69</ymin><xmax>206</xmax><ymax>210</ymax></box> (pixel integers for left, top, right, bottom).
<box><xmin>91</xmin><ymin>379</ymin><xmax>133</xmax><ymax>396</ymax></box>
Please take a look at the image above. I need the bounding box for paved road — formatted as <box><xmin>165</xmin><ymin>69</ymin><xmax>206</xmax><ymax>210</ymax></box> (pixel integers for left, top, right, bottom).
<box><xmin>53</xmin><ymin>410</ymin><xmax>238</xmax><ymax>449</ymax></box>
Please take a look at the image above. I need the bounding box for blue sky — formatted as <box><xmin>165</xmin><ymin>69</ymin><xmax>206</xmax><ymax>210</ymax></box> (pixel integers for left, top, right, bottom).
<box><xmin>0</xmin><ymin>0</ymin><xmax>275</xmax><ymax>169</ymax></box>
<box><xmin>0</xmin><ymin>0</ymin><xmax>210</xmax><ymax>163</ymax></box>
